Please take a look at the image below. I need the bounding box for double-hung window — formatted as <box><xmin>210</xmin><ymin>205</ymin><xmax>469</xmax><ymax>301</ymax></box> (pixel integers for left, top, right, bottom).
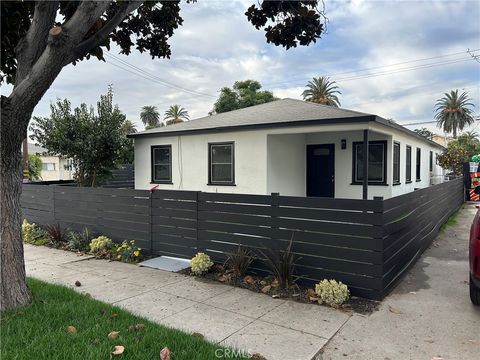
<box><xmin>405</xmin><ymin>145</ymin><xmax>412</xmax><ymax>183</ymax></box>
<box><xmin>393</xmin><ymin>142</ymin><xmax>401</xmax><ymax>185</ymax></box>
<box><xmin>151</xmin><ymin>145</ymin><xmax>172</xmax><ymax>183</ymax></box>
<box><xmin>209</xmin><ymin>142</ymin><xmax>235</xmax><ymax>185</ymax></box>
<box><xmin>352</xmin><ymin>141</ymin><xmax>387</xmax><ymax>185</ymax></box>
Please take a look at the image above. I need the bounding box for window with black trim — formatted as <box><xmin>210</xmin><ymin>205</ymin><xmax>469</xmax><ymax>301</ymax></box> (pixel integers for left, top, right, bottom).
<box><xmin>352</xmin><ymin>141</ymin><xmax>387</xmax><ymax>185</ymax></box>
<box><xmin>406</xmin><ymin>145</ymin><xmax>412</xmax><ymax>183</ymax></box>
<box><xmin>151</xmin><ymin>145</ymin><xmax>172</xmax><ymax>183</ymax></box>
<box><xmin>393</xmin><ymin>142</ymin><xmax>400</xmax><ymax>184</ymax></box>
<box><xmin>429</xmin><ymin>151</ymin><xmax>433</xmax><ymax>172</ymax></box>
<box><xmin>416</xmin><ymin>148</ymin><xmax>421</xmax><ymax>181</ymax></box>
<box><xmin>209</xmin><ymin>142</ymin><xmax>235</xmax><ymax>185</ymax></box>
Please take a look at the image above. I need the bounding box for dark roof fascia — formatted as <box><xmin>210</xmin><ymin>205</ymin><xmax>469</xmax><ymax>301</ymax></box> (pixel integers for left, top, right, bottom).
<box><xmin>128</xmin><ymin>115</ymin><xmax>377</xmax><ymax>139</ymax></box>
<box><xmin>374</xmin><ymin>116</ymin><xmax>445</xmax><ymax>150</ymax></box>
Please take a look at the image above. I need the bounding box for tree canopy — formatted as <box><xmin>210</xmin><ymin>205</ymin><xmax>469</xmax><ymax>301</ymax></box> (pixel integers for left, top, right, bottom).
<box><xmin>434</xmin><ymin>90</ymin><xmax>475</xmax><ymax>138</ymax></box>
<box><xmin>27</xmin><ymin>154</ymin><xmax>42</xmax><ymax>181</ymax></box>
<box><xmin>211</xmin><ymin>80</ymin><xmax>277</xmax><ymax>114</ymax></box>
<box><xmin>302</xmin><ymin>76</ymin><xmax>341</xmax><ymax>107</ymax></box>
<box><xmin>438</xmin><ymin>133</ymin><xmax>480</xmax><ymax>175</ymax></box>
<box><xmin>0</xmin><ymin>0</ymin><xmax>326</xmax><ymax>311</ymax></box>
<box><xmin>30</xmin><ymin>87</ymin><xmax>130</xmax><ymax>186</ymax></box>
<box><xmin>413</xmin><ymin>128</ymin><xmax>434</xmax><ymax>140</ymax></box>
<box><xmin>165</xmin><ymin>104</ymin><xmax>189</xmax><ymax>125</ymax></box>
<box><xmin>140</xmin><ymin>105</ymin><xmax>161</xmax><ymax>129</ymax></box>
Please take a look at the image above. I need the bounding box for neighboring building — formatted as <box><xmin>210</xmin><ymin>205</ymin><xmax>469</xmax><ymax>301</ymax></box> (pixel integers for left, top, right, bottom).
<box><xmin>431</xmin><ymin>134</ymin><xmax>452</xmax><ymax>148</ymax></box>
<box><xmin>129</xmin><ymin>99</ymin><xmax>446</xmax><ymax>200</ymax></box>
<box><xmin>27</xmin><ymin>143</ymin><xmax>74</xmax><ymax>181</ymax></box>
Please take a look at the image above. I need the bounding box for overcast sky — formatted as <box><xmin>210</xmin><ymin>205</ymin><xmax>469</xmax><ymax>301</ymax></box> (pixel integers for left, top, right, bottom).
<box><xmin>2</xmin><ymin>0</ymin><xmax>480</xmax><ymax>135</ymax></box>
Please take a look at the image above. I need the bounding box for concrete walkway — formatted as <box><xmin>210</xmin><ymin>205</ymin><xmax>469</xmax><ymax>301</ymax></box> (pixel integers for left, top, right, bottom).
<box><xmin>321</xmin><ymin>203</ymin><xmax>480</xmax><ymax>360</ymax></box>
<box><xmin>25</xmin><ymin>203</ymin><xmax>480</xmax><ymax>359</ymax></box>
<box><xmin>25</xmin><ymin>245</ymin><xmax>348</xmax><ymax>360</ymax></box>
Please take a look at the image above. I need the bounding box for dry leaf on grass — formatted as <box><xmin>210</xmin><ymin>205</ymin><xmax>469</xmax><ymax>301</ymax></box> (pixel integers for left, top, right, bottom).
<box><xmin>160</xmin><ymin>346</ymin><xmax>171</xmax><ymax>360</ymax></box>
<box><xmin>67</xmin><ymin>325</ymin><xmax>77</xmax><ymax>333</ymax></box>
<box><xmin>192</xmin><ymin>332</ymin><xmax>204</xmax><ymax>339</ymax></box>
<box><xmin>109</xmin><ymin>313</ymin><xmax>118</xmax><ymax>320</ymax></box>
<box><xmin>111</xmin><ymin>345</ymin><xmax>124</xmax><ymax>356</ymax></box>
<box><xmin>388</xmin><ymin>305</ymin><xmax>402</xmax><ymax>314</ymax></box>
<box><xmin>108</xmin><ymin>331</ymin><xmax>120</xmax><ymax>339</ymax></box>
<box><xmin>135</xmin><ymin>323</ymin><xmax>145</xmax><ymax>330</ymax></box>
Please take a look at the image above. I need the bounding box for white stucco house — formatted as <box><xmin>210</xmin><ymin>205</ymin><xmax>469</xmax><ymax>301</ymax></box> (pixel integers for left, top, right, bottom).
<box><xmin>129</xmin><ymin>99</ymin><xmax>445</xmax><ymax>200</ymax></box>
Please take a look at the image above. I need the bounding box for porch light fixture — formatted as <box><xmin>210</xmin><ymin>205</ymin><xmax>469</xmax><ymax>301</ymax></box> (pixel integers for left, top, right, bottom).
<box><xmin>341</xmin><ymin>139</ymin><xmax>347</xmax><ymax>149</ymax></box>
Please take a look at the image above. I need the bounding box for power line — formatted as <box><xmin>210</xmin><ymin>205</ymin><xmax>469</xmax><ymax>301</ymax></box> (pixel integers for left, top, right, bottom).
<box><xmin>263</xmin><ymin>48</ymin><xmax>480</xmax><ymax>87</ymax></box>
<box><xmin>104</xmin><ymin>52</ymin><xmax>215</xmax><ymax>98</ymax></box>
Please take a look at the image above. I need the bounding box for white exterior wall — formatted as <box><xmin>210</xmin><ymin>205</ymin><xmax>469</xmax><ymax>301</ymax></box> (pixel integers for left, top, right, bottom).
<box><xmin>134</xmin><ymin>122</ymin><xmax>445</xmax><ymax>199</ymax></box>
<box><xmin>135</xmin><ymin>129</ymin><xmax>267</xmax><ymax>194</ymax></box>
<box><xmin>369</xmin><ymin>123</ymin><xmax>445</xmax><ymax>198</ymax></box>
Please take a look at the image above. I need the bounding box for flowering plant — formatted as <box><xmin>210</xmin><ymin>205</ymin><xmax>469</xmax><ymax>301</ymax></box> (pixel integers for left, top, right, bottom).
<box><xmin>190</xmin><ymin>252</ymin><xmax>213</xmax><ymax>275</ymax></box>
<box><xmin>116</xmin><ymin>240</ymin><xmax>142</xmax><ymax>262</ymax></box>
<box><xmin>315</xmin><ymin>279</ymin><xmax>350</xmax><ymax>307</ymax></box>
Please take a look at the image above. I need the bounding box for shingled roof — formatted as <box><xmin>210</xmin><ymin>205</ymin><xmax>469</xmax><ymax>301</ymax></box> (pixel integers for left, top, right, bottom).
<box><xmin>129</xmin><ymin>98</ymin><xmax>444</xmax><ymax>149</ymax></box>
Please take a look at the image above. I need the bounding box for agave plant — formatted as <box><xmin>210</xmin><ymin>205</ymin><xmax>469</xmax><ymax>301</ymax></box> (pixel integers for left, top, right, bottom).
<box><xmin>434</xmin><ymin>90</ymin><xmax>475</xmax><ymax>138</ymax></box>
<box><xmin>259</xmin><ymin>233</ymin><xmax>300</xmax><ymax>289</ymax></box>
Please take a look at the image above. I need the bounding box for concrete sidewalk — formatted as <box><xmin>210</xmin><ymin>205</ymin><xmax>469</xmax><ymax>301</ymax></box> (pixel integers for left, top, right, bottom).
<box><xmin>321</xmin><ymin>203</ymin><xmax>480</xmax><ymax>360</ymax></box>
<box><xmin>25</xmin><ymin>245</ymin><xmax>349</xmax><ymax>360</ymax></box>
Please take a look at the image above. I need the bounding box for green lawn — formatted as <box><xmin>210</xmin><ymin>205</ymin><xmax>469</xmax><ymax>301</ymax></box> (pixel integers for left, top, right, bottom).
<box><xmin>1</xmin><ymin>278</ymin><xmax>247</xmax><ymax>360</ymax></box>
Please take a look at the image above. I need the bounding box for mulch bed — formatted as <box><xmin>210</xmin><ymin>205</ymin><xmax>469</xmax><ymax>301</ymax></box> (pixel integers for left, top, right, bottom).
<box><xmin>179</xmin><ymin>264</ymin><xmax>380</xmax><ymax>315</ymax></box>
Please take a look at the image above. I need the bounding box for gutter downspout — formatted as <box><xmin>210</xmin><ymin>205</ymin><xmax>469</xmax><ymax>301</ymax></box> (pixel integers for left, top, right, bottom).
<box><xmin>362</xmin><ymin>129</ymin><xmax>369</xmax><ymax>200</ymax></box>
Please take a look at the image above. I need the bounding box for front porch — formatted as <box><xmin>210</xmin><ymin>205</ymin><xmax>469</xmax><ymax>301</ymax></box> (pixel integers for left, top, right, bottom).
<box><xmin>266</xmin><ymin>128</ymin><xmax>392</xmax><ymax>200</ymax></box>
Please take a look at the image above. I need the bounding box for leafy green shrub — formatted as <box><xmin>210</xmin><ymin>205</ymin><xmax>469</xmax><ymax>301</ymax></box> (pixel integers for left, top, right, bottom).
<box><xmin>22</xmin><ymin>220</ymin><xmax>49</xmax><ymax>245</ymax></box>
<box><xmin>115</xmin><ymin>240</ymin><xmax>142</xmax><ymax>263</ymax></box>
<box><xmin>45</xmin><ymin>223</ymin><xmax>68</xmax><ymax>246</ymax></box>
<box><xmin>224</xmin><ymin>245</ymin><xmax>254</xmax><ymax>277</ymax></box>
<box><xmin>315</xmin><ymin>279</ymin><xmax>350</xmax><ymax>307</ymax></box>
<box><xmin>259</xmin><ymin>234</ymin><xmax>299</xmax><ymax>289</ymax></box>
<box><xmin>191</xmin><ymin>252</ymin><xmax>213</xmax><ymax>275</ymax></box>
<box><xmin>89</xmin><ymin>236</ymin><xmax>113</xmax><ymax>254</ymax></box>
<box><xmin>67</xmin><ymin>228</ymin><xmax>92</xmax><ymax>252</ymax></box>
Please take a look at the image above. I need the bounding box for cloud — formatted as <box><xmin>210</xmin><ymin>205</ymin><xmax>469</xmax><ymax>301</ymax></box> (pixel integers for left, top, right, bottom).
<box><xmin>3</xmin><ymin>0</ymin><xmax>478</xmax><ymax>136</ymax></box>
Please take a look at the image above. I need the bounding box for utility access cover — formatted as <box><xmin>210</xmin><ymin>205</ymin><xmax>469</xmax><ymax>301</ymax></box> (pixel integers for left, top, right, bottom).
<box><xmin>139</xmin><ymin>256</ymin><xmax>191</xmax><ymax>272</ymax></box>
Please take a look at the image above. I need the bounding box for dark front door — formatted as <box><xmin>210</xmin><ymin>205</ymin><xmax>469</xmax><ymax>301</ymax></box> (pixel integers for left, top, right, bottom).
<box><xmin>307</xmin><ymin>144</ymin><xmax>335</xmax><ymax>197</ymax></box>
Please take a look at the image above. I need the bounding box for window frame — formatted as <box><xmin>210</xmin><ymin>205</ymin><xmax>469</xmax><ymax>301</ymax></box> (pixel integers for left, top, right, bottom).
<box><xmin>208</xmin><ymin>142</ymin><xmax>235</xmax><ymax>186</ymax></box>
<box><xmin>393</xmin><ymin>141</ymin><xmax>401</xmax><ymax>185</ymax></box>
<box><xmin>429</xmin><ymin>150</ymin><xmax>433</xmax><ymax>172</ymax></box>
<box><xmin>405</xmin><ymin>145</ymin><xmax>412</xmax><ymax>183</ymax></box>
<box><xmin>351</xmin><ymin>140</ymin><xmax>388</xmax><ymax>186</ymax></box>
<box><xmin>416</xmin><ymin>147</ymin><xmax>421</xmax><ymax>182</ymax></box>
<box><xmin>151</xmin><ymin>145</ymin><xmax>173</xmax><ymax>184</ymax></box>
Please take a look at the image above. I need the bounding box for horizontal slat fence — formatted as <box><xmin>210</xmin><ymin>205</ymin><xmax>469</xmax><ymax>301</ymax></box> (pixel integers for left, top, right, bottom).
<box><xmin>21</xmin><ymin>177</ymin><xmax>464</xmax><ymax>300</ymax></box>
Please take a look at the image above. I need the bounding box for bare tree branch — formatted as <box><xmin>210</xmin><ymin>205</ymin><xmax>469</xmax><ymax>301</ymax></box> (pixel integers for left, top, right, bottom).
<box><xmin>15</xmin><ymin>1</ymin><xmax>59</xmax><ymax>85</ymax></box>
<box><xmin>68</xmin><ymin>1</ymin><xmax>143</xmax><ymax>64</ymax></box>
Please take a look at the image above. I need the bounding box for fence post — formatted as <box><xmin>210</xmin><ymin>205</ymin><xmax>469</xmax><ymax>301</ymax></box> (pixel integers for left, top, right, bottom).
<box><xmin>149</xmin><ymin>191</ymin><xmax>153</xmax><ymax>254</ymax></box>
<box><xmin>270</xmin><ymin>192</ymin><xmax>280</xmax><ymax>246</ymax></box>
<box><xmin>195</xmin><ymin>191</ymin><xmax>201</xmax><ymax>252</ymax></box>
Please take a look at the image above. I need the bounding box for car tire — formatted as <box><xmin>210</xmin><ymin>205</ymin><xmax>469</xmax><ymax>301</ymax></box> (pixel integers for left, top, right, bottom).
<box><xmin>470</xmin><ymin>275</ymin><xmax>480</xmax><ymax>305</ymax></box>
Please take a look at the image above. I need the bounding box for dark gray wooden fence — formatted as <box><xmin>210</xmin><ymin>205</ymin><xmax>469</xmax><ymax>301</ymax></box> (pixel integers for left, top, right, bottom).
<box><xmin>21</xmin><ymin>177</ymin><xmax>464</xmax><ymax>299</ymax></box>
<box><xmin>100</xmin><ymin>164</ymin><xmax>134</xmax><ymax>188</ymax></box>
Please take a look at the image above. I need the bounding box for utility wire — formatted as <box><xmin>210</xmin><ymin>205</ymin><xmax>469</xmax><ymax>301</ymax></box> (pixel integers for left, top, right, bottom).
<box><xmin>263</xmin><ymin>48</ymin><xmax>480</xmax><ymax>87</ymax></box>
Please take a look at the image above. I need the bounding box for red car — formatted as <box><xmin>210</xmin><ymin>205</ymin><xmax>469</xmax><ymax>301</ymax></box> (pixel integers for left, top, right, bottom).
<box><xmin>469</xmin><ymin>206</ymin><xmax>480</xmax><ymax>305</ymax></box>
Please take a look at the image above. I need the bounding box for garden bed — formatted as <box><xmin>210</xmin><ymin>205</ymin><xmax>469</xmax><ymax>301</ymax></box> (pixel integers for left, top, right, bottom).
<box><xmin>179</xmin><ymin>264</ymin><xmax>379</xmax><ymax>315</ymax></box>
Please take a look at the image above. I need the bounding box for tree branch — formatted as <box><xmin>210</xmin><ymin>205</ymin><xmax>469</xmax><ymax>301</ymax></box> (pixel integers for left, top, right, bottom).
<box><xmin>15</xmin><ymin>1</ymin><xmax>59</xmax><ymax>86</ymax></box>
<box><xmin>68</xmin><ymin>1</ymin><xmax>143</xmax><ymax>64</ymax></box>
<box><xmin>62</xmin><ymin>1</ymin><xmax>111</xmax><ymax>44</ymax></box>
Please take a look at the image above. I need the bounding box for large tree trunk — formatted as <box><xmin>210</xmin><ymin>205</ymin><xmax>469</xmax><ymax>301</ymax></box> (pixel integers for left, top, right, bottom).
<box><xmin>0</xmin><ymin>98</ymin><xmax>30</xmax><ymax>310</ymax></box>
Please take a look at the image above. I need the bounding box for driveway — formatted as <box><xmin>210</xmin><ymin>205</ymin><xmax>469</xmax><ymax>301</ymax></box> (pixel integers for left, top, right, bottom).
<box><xmin>24</xmin><ymin>203</ymin><xmax>479</xmax><ymax>360</ymax></box>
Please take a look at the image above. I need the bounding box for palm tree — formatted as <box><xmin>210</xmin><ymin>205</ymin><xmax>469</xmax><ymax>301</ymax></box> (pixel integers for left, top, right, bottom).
<box><xmin>434</xmin><ymin>90</ymin><xmax>475</xmax><ymax>138</ymax></box>
<box><xmin>164</xmin><ymin>105</ymin><xmax>189</xmax><ymax>125</ymax></box>
<box><xmin>140</xmin><ymin>105</ymin><xmax>160</xmax><ymax>129</ymax></box>
<box><xmin>301</xmin><ymin>76</ymin><xmax>341</xmax><ymax>107</ymax></box>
